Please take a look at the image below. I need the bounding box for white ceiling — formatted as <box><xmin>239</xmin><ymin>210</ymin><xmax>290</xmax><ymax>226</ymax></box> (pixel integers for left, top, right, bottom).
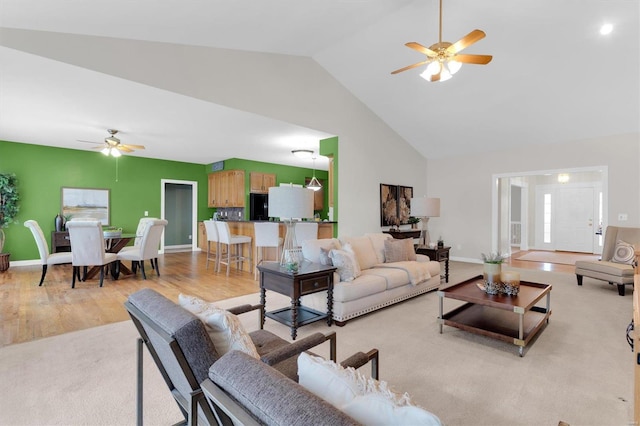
<box><xmin>1</xmin><ymin>0</ymin><xmax>638</xmax><ymax>170</ymax></box>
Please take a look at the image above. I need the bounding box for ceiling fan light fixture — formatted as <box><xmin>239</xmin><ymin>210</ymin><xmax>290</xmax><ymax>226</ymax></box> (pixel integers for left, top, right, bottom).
<box><xmin>111</xmin><ymin>148</ymin><xmax>122</xmax><ymax>158</ymax></box>
<box><xmin>447</xmin><ymin>60</ymin><xmax>462</xmax><ymax>74</ymax></box>
<box><xmin>307</xmin><ymin>176</ymin><xmax>322</xmax><ymax>191</ymax></box>
<box><xmin>101</xmin><ymin>147</ymin><xmax>111</xmax><ymax>156</ymax></box>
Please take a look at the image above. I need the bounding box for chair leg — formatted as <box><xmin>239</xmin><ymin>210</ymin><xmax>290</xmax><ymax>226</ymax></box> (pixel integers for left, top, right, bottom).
<box><xmin>618</xmin><ymin>284</ymin><xmax>625</xmax><ymax>296</ymax></box>
<box><xmin>71</xmin><ymin>266</ymin><xmax>77</xmax><ymax>288</ymax></box>
<box><xmin>153</xmin><ymin>258</ymin><xmax>160</xmax><ymax>277</ymax></box>
<box><xmin>140</xmin><ymin>261</ymin><xmax>147</xmax><ymax>280</ymax></box>
<box><xmin>99</xmin><ymin>266</ymin><xmax>105</xmax><ymax>287</ymax></box>
<box><xmin>39</xmin><ymin>265</ymin><xmax>48</xmax><ymax>286</ymax></box>
<box><xmin>576</xmin><ymin>275</ymin><xmax>583</xmax><ymax>286</ymax></box>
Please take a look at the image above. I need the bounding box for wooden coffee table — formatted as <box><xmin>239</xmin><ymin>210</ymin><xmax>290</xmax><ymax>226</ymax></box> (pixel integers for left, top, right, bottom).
<box><xmin>438</xmin><ymin>274</ymin><xmax>552</xmax><ymax>356</ymax></box>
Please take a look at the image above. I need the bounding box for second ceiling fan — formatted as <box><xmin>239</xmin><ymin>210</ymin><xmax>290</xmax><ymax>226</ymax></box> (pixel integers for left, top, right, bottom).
<box><xmin>391</xmin><ymin>0</ymin><xmax>492</xmax><ymax>82</ymax></box>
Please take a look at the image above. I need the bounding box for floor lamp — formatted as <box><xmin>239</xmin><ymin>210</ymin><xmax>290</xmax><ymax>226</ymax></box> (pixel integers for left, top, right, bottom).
<box><xmin>410</xmin><ymin>197</ymin><xmax>440</xmax><ymax>248</ymax></box>
<box><xmin>268</xmin><ymin>185</ymin><xmax>314</xmax><ymax>268</ymax></box>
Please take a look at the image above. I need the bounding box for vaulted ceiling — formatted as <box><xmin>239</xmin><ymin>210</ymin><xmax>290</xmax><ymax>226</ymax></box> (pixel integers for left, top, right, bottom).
<box><xmin>1</xmin><ymin>1</ymin><xmax>638</xmax><ymax>170</ymax></box>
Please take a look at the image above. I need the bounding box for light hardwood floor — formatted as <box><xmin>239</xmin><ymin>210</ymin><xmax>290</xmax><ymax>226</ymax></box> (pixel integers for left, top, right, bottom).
<box><xmin>0</xmin><ymin>249</ymin><xmax>587</xmax><ymax>348</ymax></box>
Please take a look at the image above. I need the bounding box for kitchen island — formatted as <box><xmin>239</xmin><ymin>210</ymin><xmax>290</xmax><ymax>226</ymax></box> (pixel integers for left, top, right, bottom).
<box><xmin>197</xmin><ymin>220</ymin><xmax>336</xmax><ymax>273</ymax></box>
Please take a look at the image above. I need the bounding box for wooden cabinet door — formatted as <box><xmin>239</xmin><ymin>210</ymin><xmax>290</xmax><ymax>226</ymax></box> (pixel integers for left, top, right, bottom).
<box><xmin>229</xmin><ymin>170</ymin><xmax>245</xmax><ymax>207</ymax></box>
<box><xmin>208</xmin><ymin>173</ymin><xmax>218</xmax><ymax>207</ymax></box>
<box><xmin>262</xmin><ymin>173</ymin><xmax>276</xmax><ymax>191</ymax></box>
<box><xmin>249</xmin><ymin>172</ymin><xmax>263</xmax><ymax>193</ymax></box>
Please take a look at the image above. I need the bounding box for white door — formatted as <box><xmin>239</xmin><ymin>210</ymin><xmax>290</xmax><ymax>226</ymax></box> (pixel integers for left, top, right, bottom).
<box><xmin>554</xmin><ymin>186</ymin><xmax>594</xmax><ymax>252</ymax></box>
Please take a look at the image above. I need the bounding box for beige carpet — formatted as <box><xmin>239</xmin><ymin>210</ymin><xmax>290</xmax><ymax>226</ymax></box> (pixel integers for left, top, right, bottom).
<box><xmin>0</xmin><ymin>263</ymin><xmax>633</xmax><ymax>426</ymax></box>
<box><xmin>515</xmin><ymin>251</ymin><xmax>600</xmax><ymax>265</ymax></box>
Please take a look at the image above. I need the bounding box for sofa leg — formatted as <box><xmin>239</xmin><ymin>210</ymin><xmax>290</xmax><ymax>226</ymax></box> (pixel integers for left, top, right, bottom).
<box><xmin>334</xmin><ymin>320</ymin><xmax>347</xmax><ymax>327</ymax></box>
<box><xmin>617</xmin><ymin>284</ymin><xmax>626</xmax><ymax>296</ymax></box>
<box><xmin>576</xmin><ymin>275</ymin><xmax>583</xmax><ymax>286</ymax></box>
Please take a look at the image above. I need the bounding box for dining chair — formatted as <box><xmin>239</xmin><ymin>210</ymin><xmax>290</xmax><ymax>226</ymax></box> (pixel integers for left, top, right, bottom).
<box><xmin>134</xmin><ymin>217</ymin><xmax>159</xmax><ymax>271</ymax></box>
<box><xmin>117</xmin><ymin>219</ymin><xmax>168</xmax><ymax>279</ymax></box>
<box><xmin>294</xmin><ymin>222</ymin><xmax>318</xmax><ymax>247</ymax></box>
<box><xmin>24</xmin><ymin>220</ymin><xmax>73</xmax><ymax>286</ymax></box>
<box><xmin>66</xmin><ymin>220</ymin><xmax>118</xmax><ymax>288</ymax></box>
<box><xmin>253</xmin><ymin>222</ymin><xmax>282</xmax><ymax>280</ymax></box>
<box><xmin>215</xmin><ymin>221</ymin><xmax>252</xmax><ymax>276</ymax></box>
<box><xmin>203</xmin><ymin>220</ymin><xmax>220</xmax><ymax>271</ymax></box>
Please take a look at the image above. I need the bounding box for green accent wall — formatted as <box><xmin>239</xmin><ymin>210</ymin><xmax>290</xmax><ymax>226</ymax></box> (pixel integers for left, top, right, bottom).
<box><xmin>219</xmin><ymin>158</ymin><xmax>330</xmax><ymax>219</ymax></box>
<box><xmin>319</xmin><ymin>136</ymin><xmax>338</xmax><ymax>237</ymax></box>
<box><xmin>1</xmin><ymin>140</ymin><xmax>209</xmax><ymax>261</ymax></box>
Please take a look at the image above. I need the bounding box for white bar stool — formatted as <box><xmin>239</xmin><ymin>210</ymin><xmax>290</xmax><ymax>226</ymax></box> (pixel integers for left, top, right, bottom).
<box><xmin>294</xmin><ymin>222</ymin><xmax>318</xmax><ymax>248</ymax></box>
<box><xmin>215</xmin><ymin>221</ymin><xmax>252</xmax><ymax>276</ymax></box>
<box><xmin>203</xmin><ymin>220</ymin><xmax>220</xmax><ymax>271</ymax></box>
<box><xmin>253</xmin><ymin>222</ymin><xmax>283</xmax><ymax>280</ymax></box>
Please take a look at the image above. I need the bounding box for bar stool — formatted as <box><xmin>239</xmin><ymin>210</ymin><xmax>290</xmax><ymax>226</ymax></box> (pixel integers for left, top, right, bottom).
<box><xmin>203</xmin><ymin>220</ymin><xmax>220</xmax><ymax>271</ymax></box>
<box><xmin>294</xmin><ymin>222</ymin><xmax>318</xmax><ymax>247</ymax></box>
<box><xmin>215</xmin><ymin>221</ymin><xmax>252</xmax><ymax>276</ymax></box>
<box><xmin>253</xmin><ymin>222</ymin><xmax>283</xmax><ymax>280</ymax></box>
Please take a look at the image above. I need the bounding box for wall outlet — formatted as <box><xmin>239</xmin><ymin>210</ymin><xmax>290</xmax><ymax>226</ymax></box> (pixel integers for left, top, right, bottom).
<box><xmin>618</xmin><ymin>213</ymin><xmax>628</xmax><ymax>221</ymax></box>
<box><xmin>144</xmin><ymin>211</ymin><xmax>149</xmax><ymax>217</ymax></box>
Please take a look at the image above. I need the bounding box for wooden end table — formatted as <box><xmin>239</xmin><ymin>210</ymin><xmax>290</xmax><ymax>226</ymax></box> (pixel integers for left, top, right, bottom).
<box><xmin>416</xmin><ymin>246</ymin><xmax>450</xmax><ymax>282</ymax></box>
<box><xmin>438</xmin><ymin>274</ymin><xmax>552</xmax><ymax>356</ymax></box>
<box><xmin>257</xmin><ymin>261</ymin><xmax>336</xmax><ymax>340</ymax></box>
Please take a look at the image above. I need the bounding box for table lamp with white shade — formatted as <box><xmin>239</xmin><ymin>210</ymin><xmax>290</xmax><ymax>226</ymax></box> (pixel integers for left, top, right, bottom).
<box><xmin>410</xmin><ymin>197</ymin><xmax>440</xmax><ymax>248</ymax></box>
<box><xmin>268</xmin><ymin>185</ymin><xmax>314</xmax><ymax>267</ymax></box>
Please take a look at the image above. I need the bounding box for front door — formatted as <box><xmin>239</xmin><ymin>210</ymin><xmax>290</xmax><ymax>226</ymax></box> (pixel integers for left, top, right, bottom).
<box><xmin>554</xmin><ymin>186</ymin><xmax>595</xmax><ymax>252</ymax></box>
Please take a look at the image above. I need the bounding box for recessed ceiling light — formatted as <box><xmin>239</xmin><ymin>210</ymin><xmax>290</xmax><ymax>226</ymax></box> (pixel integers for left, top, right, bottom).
<box><xmin>600</xmin><ymin>23</ymin><xmax>613</xmax><ymax>35</ymax></box>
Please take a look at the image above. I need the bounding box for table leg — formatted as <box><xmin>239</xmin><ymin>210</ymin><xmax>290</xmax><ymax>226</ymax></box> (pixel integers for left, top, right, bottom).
<box><xmin>445</xmin><ymin>259</ymin><xmax>449</xmax><ymax>283</ymax></box>
<box><xmin>290</xmin><ymin>298</ymin><xmax>298</xmax><ymax>340</ymax></box>
<box><xmin>327</xmin><ymin>285</ymin><xmax>333</xmax><ymax>326</ymax></box>
<box><xmin>546</xmin><ymin>292</ymin><xmax>551</xmax><ymax>324</ymax></box>
<box><xmin>518</xmin><ymin>314</ymin><xmax>524</xmax><ymax>357</ymax></box>
<box><xmin>259</xmin><ymin>287</ymin><xmax>266</xmax><ymax>329</ymax></box>
<box><xmin>438</xmin><ymin>293</ymin><xmax>444</xmax><ymax>334</ymax></box>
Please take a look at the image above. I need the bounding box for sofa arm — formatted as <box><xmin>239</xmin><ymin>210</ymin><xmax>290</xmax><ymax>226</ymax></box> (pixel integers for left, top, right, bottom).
<box><xmin>340</xmin><ymin>348</ymin><xmax>379</xmax><ymax>380</ymax></box>
<box><xmin>416</xmin><ymin>253</ymin><xmax>431</xmax><ymax>262</ymax></box>
<box><xmin>260</xmin><ymin>331</ymin><xmax>337</xmax><ymax>366</ymax></box>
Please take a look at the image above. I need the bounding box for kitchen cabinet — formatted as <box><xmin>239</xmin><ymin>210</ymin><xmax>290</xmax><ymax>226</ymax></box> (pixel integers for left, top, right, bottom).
<box><xmin>208</xmin><ymin>170</ymin><xmax>245</xmax><ymax>207</ymax></box>
<box><xmin>249</xmin><ymin>172</ymin><xmax>276</xmax><ymax>193</ymax></box>
<box><xmin>305</xmin><ymin>178</ymin><xmax>324</xmax><ymax>211</ymax></box>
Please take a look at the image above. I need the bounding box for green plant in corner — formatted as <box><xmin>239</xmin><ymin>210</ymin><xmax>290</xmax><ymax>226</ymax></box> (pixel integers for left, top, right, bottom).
<box><xmin>481</xmin><ymin>251</ymin><xmax>505</xmax><ymax>264</ymax></box>
<box><xmin>0</xmin><ymin>173</ymin><xmax>20</xmax><ymax>254</ymax></box>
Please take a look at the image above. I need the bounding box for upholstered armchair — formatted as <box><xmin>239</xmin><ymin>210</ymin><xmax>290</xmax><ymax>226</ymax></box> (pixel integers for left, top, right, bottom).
<box><xmin>117</xmin><ymin>219</ymin><xmax>167</xmax><ymax>279</ymax></box>
<box><xmin>24</xmin><ymin>220</ymin><xmax>73</xmax><ymax>286</ymax></box>
<box><xmin>125</xmin><ymin>289</ymin><xmax>378</xmax><ymax>426</ymax></box>
<box><xmin>575</xmin><ymin>226</ymin><xmax>640</xmax><ymax>296</ymax></box>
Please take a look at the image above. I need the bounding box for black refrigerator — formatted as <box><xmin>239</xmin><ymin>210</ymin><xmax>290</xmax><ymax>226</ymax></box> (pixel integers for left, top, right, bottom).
<box><xmin>250</xmin><ymin>193</ymin><xmax>269</xmax><ymax>220</ymax></box>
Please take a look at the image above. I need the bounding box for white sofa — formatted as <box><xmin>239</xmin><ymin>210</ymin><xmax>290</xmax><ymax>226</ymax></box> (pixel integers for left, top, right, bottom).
<box><xmin>301</xmin><ymin>233</ymin><xmax>441</xmax><ymax>325</ymax></box>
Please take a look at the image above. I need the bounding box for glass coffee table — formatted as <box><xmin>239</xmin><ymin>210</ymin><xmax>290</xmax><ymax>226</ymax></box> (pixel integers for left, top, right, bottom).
<box><xmin>438</xmin><ymin>274</ymin><xmax>552</xmax><ymax>356</ymax></box>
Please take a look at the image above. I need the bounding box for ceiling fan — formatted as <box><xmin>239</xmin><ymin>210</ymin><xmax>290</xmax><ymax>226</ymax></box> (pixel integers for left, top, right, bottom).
<box><xmin>78</xmin><ymin>129</ymin><xmax>145</xmax><ymax>157</ymax></box>
<box><xmin>391</xmin><ymin>0</ymin><xmax>492</xmax><ymax>82</ymax></box>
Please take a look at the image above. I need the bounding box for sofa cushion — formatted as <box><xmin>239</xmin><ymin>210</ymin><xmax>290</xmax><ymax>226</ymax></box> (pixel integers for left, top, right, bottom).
<box><xmin>298</xmin><ymin>352</ymin><xmax>442</xmax><ymax>426</ymax></box>
<box><xmin>575</xmin><ymin>260</ymin><xmax>635</xmax><ymax>277</ymax></box>
<box><xmin>365</xmin><ymin>233</ymin><xmax>393</xmax><ymax>264</ymax></box>
<box><xmin>330</xmin><ymin>249</ymin><xmax>361</xmax><ymax>282</ymax></box>
<box><xmin>210</xmin><ymin>351</ymin><xmax>357</xmax><ymax>426</ymax></box>
<box><xmin>302</xmin><ymin>238</ymin><xmax>341</xmax><ymax>263</ymax></box>
<box><xmin>384</xmin><ymin>238</ymin><xmax>416</xmax><ymax>262</ymax></box>
<box><xmin>179</xmin><ymin>294</ymin><xmax>260</xmax><ymax>359</ymax></box>
<box><xmin>612</xmin><ymin>240</ymin><xmax>636</xmax><ymax>264</ymax></box>
<box><xmin>362</xmin><ymin>268</ymin><xmax>410</xmax><ymax>290</ymax></box>
<box><xmin>341</xmin><ymin>236</ymin><xmax>379</xmax><ymax>270</ymax></box>
<box><xmin>332</xmin><ymin>274</ymin><xmax>388</xmax><ymax>302</ymax></box>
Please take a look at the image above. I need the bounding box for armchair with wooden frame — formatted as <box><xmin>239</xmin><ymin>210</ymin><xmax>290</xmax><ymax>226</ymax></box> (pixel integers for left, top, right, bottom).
<box><xmin>125</xmin><ymin>288</ymin><xmax>378</xmax><ymax>426</ymax></box>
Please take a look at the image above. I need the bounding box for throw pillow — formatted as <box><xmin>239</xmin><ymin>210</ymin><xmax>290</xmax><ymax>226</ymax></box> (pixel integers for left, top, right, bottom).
<box><xmin>384</xmin><ymin>238</ymin><xmax>417</xmax><ymax>262</ymax></box>
<box><xmin>612</xmin><ymin>240</ymin><xmax>636</xmax><ymax>264</ymax></box>
<box><xmin>341</xmin><ymin>236</ymin><xmax>379</xmax><ymax>270</ymax></box>
<box><xmin>178</xmin><ymin>294</ymin><xmax>260</xmax><ymax>359</ymax></box>
<box><xmin>330</xmin><ymin>248</ymin><xmax>361</xmax><ymax>282</ymax></box>
<box><xmin>319</xmin><ymin>247</ymin><xmax>333</xmax><ymax>266</ymax></box>
<box><xmin>298</xmin><ymin>352</ymin><xmax>442</xmax><ymax>426</ymax></box>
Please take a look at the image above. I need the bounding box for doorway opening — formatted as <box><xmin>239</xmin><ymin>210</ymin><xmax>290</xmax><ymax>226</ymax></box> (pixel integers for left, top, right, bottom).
<box><xmin>161</xmin><ymin>179</ymin><xmax>198</xmax><ymax>253</ymax></box>
<box><xmin>492</xmin><ymin>166</ymin><xmax>607</xmax><ymax>257</ymax></box>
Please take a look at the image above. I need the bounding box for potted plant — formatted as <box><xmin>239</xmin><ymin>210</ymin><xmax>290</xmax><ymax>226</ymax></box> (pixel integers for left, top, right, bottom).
<box><xmin>481</xmin><ymin>251</ymin><xmax>505</xmax><ymax>294</ymax></box>
<box><xmin>0</xmin><ymin>173</ymin><xmax>20</xmax><ymax>272</ymax></box>
<box><xmin>408</xmin><ymin>216</ymin><xmax>420</xmax><ymax>229</ymax></box>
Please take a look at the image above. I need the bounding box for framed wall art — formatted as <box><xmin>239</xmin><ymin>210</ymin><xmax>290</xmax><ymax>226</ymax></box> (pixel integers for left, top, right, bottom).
<box><xmin>380</xmin><ymin>183</ymin><xmax>414</xmax><ymax>226</ymax></box>
<box><xmin>61</xmin><ymin>187</ymin><xmax>110</xmax><ymax>225</ymax></box>
<box><xmin>398</xmin><ymin>185</ymin><xmax>413</xmax><ymax>224</ymax></box>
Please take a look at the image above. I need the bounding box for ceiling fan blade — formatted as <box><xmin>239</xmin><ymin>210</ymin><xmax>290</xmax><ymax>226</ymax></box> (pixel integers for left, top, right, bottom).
<box><xmin>122</xmin><ymin>144</ymin><xmax>145</xmax><ymax>150</ymax></box>
<box><xmin>391</xmin><ymin>60</ymin><xmax>429</xmax><ymax>75</ymax></box>
<box><xmin>77</xmin><ymin>139</ymin><xmax>101</xmax><ymax>145</ymax></box>
<box><xmin>453</xmin><ymin>54</ymin><xmax>493</xmax><ymax>65</ymax></box>
<box><xmin>446</xmin><ymin>29</ymin><xmax>486</xmax><ymax>54</ymax></box>
<box><xmin>117</xmin><ymin>146</ymin><xmax>134</xmax><ymax>153</ymax></box>
<box><xmin>405</xmin><ymin>42</ymin><xmax>437</xmax><ymax>57</ymax></box>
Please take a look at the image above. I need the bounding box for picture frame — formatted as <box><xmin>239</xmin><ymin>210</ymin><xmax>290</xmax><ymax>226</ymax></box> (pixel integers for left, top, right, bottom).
<box><xmin>61</xmin><ymin>187</ymin><xmax>110</xmax><ymax>225</ymax></box>
<box><xmin>380</xmin><ymin>183</ymin><xmax>398</xmax><ymax>226</ymax></box>
<box><xmin>398</xmin><ymin>185</ymin><xmax>413</xmax><ymax>225</ymax></box>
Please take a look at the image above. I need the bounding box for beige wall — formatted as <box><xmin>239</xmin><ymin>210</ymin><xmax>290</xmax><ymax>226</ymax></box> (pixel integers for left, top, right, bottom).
<box><xmin>427</xmin><ymin>133</ymin><xmax>640</xmax><ymax>262</ymax></box>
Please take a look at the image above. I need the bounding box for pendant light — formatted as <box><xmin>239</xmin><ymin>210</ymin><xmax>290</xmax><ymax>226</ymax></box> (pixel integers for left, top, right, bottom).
<box><xmin>307</xmin><ymin>157</ymin><xmax>322</xmax><ymax>191</ymax></box>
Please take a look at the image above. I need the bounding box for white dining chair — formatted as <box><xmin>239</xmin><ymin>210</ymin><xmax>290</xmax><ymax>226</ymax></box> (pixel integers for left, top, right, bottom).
<box><xmin>24</xmin><ymin>220</ymin><xmax>73</xmax><ymax>286</ymax></box>
<box><xmin>253</xmin><ymin>222</ymin><xmax>282</xmax><ymax>280</ymax></box>
<box><xmin>117</xmin><ymin>219</ymin><xmax>168</xmax><ymax>279</ymax></box>
<box><xmin>203</xmin><ymin>220</ymin><xmax>220</xmax><ymax>271</ymax></box>
<box><xmin>66</xmin><ymin>220</ymin><xmax>118</xmax><ymax>288</ymax></box>
<box><xmin>215</xmin><ymin>221</ymin><xmax>252</xmax><ymax>276</ymax></box>
<box><xmin>294</xmin><ymin>222</ymin><xmax>318</xmax><ymax>247</ymax></box>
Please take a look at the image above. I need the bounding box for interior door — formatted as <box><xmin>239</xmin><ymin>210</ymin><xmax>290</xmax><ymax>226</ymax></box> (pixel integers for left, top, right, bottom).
<box><xmin>554</xmin><ymin>186</ymin><xmax>594</xmax><ymax>252</ymax></box>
